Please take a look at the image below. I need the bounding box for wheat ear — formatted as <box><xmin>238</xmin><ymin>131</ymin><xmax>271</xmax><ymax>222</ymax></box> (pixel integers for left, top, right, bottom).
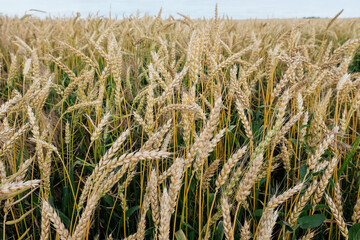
<box><xmin>216</xmin><ymin>145</ymin><xmax>247</xmax><ymax>190</ymax></box>
<box><xmin>42</xmin><ymin>201</ymin><xmax>69</xmax><ymax>240</ymax></box>
<box><xmin>221</xmin><ymin>196</ymin><xmax>234</xmax><ymax>240</ymax></box>
<box><xmin>159</xmin><ymin>188</ymin><xmax>171</xmax><ymax>240</ymax></box>
<box><xmin>324</xmin><ymin>193</ymin><xmax>348</xmax><ymax>239</ymax></box>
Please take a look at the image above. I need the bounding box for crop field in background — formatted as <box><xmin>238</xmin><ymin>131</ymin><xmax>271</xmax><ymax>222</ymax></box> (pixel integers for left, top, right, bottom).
<box><xmin>0</xmin><ymin>8</ymin><xmax>360</xmax><ymax>240</ymax></box>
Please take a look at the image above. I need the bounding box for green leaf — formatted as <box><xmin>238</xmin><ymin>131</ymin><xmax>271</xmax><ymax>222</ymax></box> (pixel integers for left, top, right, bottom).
<box><xmin>61</xmin><ymin>186</ymin><xmax>69</xmax><ymax>213</ymax></box>
<box><xmin>125</xmin><ymin>205</ymin><xmax>140</xmax><ymax>219</ymax></box>
<box><xmin>181</xmin><ymin>222</ymin><xmax>197</xmax><ymax>234</ymax></box>
<box><xmin>282</xmin><ymin>221</ymin><xmax>299</xmax><ymax>232</ymax></box>
<box><xmin>215</xmin><ymin>221</ymin><xmax>224</xmax><ymax>239</ymax></box>
<box><xmin>74</xmin><ymin>158</ymin><xmax>93</xmax><ymax>168</ymax></box>
<box><xmin>349</xmin><ymin>223</ymin><xmax>360</xmax><ymax>240</ymax></box>
<box><xmin>175</xmin><ymin>229</ymin><xmax>187</xmax><ymax>240</ymax></box>
<box><xmin>338</xmin><ymin>135</ymin><xmax>360</xmax><ymax>176</ymax></box>
<box><xmin>314</xmin><ymin>204</ymin><xmax>329</xmax><ymax>210</ymax></box>
<box><xmin>300</xmin><ymin>165</ymin><xmax>307</xmax><ymax>181</ymax></box>
<box><xmin>254</xmin><ymin>209</ymin><xmax>263</xmax><ymax>217</ymax></box>
<box><xmin>29</xmin><ymin>9</ymin><xmax>47</xmax><ymax>13</ymax></box>
<box><xmin>303</xmin><ymin>204</ymin><xmax>313</xmax><ymax>211</ymax></box>
<box><xmin>209</xmin><ymin>193</ymin><xmax>215</xmax><ymax>207</ymax></box>
<box><xmin>291</xmin><ymin>138</ymin><xmax>298</xmax><ymax>147</ymax></box>
<box><xmin>102</xmin><ymin>195</ymin><xmax>114</xmax><ymax>206</ymax></box>
<box><xmin>298</xmin><ymin>214</ymin><xmax>326</xmax><ymax>229</ymax></box>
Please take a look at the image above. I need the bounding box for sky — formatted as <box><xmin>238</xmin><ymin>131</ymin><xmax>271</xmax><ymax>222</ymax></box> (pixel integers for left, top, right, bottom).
<box><xmin>0</xmin><ymin>0</ymin><xmax>359</xmax><ymax>19</ymax></box>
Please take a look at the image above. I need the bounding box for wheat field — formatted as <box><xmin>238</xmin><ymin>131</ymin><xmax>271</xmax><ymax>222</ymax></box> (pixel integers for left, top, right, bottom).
<box><xmin>0</xmin><ymin>8</ymin><xmax>360</xmax><ymax>240</ymax></box>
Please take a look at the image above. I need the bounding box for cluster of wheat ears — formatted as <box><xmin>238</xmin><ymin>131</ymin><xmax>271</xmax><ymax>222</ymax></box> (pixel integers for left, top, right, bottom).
<box><xmin>0</xmin><ymin>7</ymin><xmax>360</xmax><ymax>240</ymax></box>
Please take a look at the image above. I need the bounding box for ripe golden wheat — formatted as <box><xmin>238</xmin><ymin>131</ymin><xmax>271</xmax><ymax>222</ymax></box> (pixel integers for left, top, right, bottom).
<box><xmin>0</xmin><ymin>8</ymin><xmax>359</xmax><ymax>240</ymax></box>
